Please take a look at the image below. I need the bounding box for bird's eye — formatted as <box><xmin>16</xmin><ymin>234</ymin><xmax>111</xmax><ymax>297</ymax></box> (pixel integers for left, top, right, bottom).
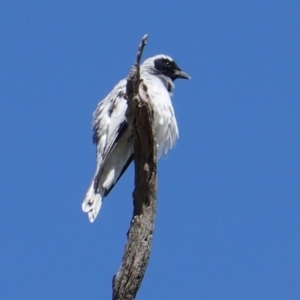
<box><xmin>165</xmin><ymin>60</ymin><xmax>171</xmax><ymax>67</ymax></box>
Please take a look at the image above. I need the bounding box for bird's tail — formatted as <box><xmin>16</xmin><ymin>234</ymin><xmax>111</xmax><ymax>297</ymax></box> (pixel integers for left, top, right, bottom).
<box><xmin>82</xmin><ymin>182</ymin><xmax>103</xmax><ymax>223</ymax></box>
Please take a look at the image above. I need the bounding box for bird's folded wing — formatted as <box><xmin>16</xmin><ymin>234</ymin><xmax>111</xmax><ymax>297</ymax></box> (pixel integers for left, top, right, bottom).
<box><xmin>92</xmin><ymin>79</ymin><xmax>128</xmax><ymax>172</ymax></box>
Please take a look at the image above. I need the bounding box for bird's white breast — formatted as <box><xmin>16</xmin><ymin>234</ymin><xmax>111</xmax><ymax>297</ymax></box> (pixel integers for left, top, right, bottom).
<box><xmin>141</xmin><ymin>74</ymin><xmax>179</xmax><ymax>158</ymax></box>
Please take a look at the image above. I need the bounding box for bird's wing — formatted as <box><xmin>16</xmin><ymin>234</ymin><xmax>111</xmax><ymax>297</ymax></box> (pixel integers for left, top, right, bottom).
<box><xmin>82</xmin><ymin>79</ymin><xmax>133</xmax><ymax>221</ymax></box>
<box><xmin>92</xmin><ymin>79</ymin><xmax>130</xmax><ymax>177</ymax></box>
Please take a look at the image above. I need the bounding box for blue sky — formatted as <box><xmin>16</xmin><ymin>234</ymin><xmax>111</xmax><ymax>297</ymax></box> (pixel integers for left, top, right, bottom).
<box><xmin>1</xmin><ymin>1</ymin><xmax>300</xmax><ymax>299</ymax></box>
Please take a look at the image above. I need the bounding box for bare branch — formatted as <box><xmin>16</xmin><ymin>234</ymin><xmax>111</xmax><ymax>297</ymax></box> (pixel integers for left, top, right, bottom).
<box><xmin>112</xmin><ymin>34</ymin><xmax>157</xmax><ymax>300</ymax></box>
<box><xmin>126</xmin><ymin>34</ymin><xmax>148</xmax><ymax>98</ymax></box>
<box><xmin>136</xmin><ymin>34</ymin><xmax>148</xmax><ymax>66</ymax></box>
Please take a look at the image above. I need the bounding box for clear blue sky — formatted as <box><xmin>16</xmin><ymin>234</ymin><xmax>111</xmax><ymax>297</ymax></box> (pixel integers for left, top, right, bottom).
<box><xmin>1</xmin><ymin>1</ymin><xmax>300</xmax><ymax>299</ymax></box>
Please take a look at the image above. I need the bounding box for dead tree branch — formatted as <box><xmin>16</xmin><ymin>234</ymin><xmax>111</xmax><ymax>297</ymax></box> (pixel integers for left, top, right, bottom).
<box><xmin>112</xmin><ymin>35</ymin><xmax>157</xmax><ymax>300</ymax></box>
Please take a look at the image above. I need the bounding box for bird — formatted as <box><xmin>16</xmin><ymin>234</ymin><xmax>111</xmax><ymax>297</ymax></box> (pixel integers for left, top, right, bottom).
<box><xmin>82</xmin><ymin>54</ymin><xmax>190</xmax><ymax>222</ymax></box>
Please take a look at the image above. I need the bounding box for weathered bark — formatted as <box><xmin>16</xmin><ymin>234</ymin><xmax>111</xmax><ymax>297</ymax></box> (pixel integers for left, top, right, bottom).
<box><xmin>112</xmin><ymin>35</ymin><xmax>157</xmax><ymax>300</ymax></box>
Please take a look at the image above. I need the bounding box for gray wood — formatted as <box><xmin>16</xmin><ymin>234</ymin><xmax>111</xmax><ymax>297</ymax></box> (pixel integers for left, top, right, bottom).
<box><xmin>112</xmin><ymin>35</ymin><xmax>157</xmax><ymax>300</ymax></box>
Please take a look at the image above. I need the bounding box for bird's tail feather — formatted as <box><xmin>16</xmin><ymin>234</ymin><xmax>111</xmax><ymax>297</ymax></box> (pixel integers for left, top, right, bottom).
<box><xmin>82</xmin><ymin>182</ymin><xmax>103</xmax><ymax>223</ymax></box>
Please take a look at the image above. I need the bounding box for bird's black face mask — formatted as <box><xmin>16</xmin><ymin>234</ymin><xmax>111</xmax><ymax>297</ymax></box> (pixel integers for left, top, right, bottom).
<box><xmin>154</xmin><ymin>58</ymin><xmax>190</xmax><ymax>81</ymax></box>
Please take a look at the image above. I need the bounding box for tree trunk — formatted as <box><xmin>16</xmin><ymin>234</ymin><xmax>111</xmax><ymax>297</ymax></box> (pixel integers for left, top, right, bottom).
<box><xmin>112</xmin><ymin>35</ymin><xmax>157</xmax><ymax>300</ymax></box>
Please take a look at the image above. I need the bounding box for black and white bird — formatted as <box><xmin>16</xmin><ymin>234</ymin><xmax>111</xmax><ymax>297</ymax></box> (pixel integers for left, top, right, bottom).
<box><xmin>82</xmin><ymin>54</ymin><xmax>190</xmax><ymax>222</ymax></box>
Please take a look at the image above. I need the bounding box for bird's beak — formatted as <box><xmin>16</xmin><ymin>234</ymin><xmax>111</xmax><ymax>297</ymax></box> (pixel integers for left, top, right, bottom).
<box><xmin>174</xmin><ymin>69</ymin><xmax>191</xmax><ymax>80</ymax></box>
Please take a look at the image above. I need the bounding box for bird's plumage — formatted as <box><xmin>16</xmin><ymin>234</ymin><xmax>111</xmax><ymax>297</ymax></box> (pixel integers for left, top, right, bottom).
<box><xmin>82</xmin><ymin>54</ymin><xmax>190</xmax><ymax>222</ymax></box>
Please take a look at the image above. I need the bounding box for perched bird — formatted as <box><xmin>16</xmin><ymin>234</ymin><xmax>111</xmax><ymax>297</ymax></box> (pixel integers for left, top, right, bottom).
<box><xmin>82</xmin><ymin>54</ymin><xmax>190</xmax><ymax>222</ymax></box>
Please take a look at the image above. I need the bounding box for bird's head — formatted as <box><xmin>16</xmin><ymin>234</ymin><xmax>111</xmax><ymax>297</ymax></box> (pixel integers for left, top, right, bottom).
<box><xmin>143</xmin><ymin>55</ymin><xmax>191</xmax><ymax>81</ymax></box>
